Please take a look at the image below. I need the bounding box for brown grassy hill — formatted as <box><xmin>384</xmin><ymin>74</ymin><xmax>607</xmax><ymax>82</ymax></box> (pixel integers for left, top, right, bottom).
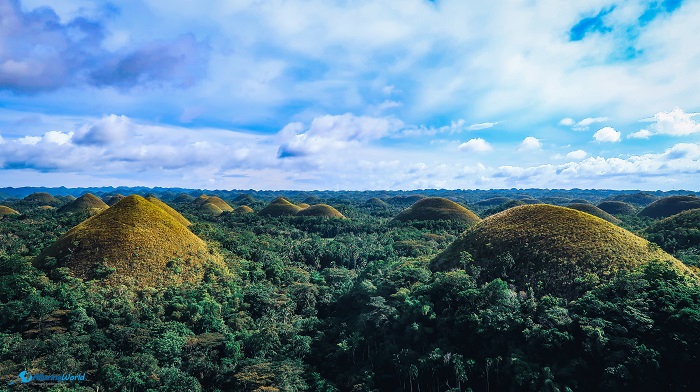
<box><xmin>201</xmin><ymin>202</ymin><xmax>224</xmax><ymax>216</ymax></box>
<box><xmin>259</xmin><ymin>197</ymin><xmax>303</xmax><ymax>217</ymax></box>
<box><xmin>24</xmin><ymin>192</ymin><xmax>57</xmax><ymax>204</ymax></box>
<box><xmin>194</xmin><ymin>194</ymin><xmax>210</xmax><ymax>205</ymax></box>
<box><xmin>393</xmin><ymin>197</ymin><xmax>481</xmax><ymax>224</ymax></box>
<box><xmin>365</xmin><ymin>197</ymin><xmax>389</xmax><ymax>207</ymax></box>
<box><xmin>59</xmin><ymin>193</ymin><xmax>108</xmax><ymax>214</ymax></box>
<box><xmin>146</xmin><ymin>196</ymin><xmax>191</xmax><ymax>226</ymax></box>
<box><xmin>234</xmin><ymin>205</ymin><xmax>254</xmax><ymax>214</ymax></box>
<box><xmin>566</xmin><ymin>203</ymin><xmax>621</xmax><ymax>224</ymax></box>
<box><xmin>297</xmin><ymin>203</ymin><xmax>311</xmax><ymax>209</ymax></box>
<box><xmin>35</xmin><ymin>195</ymin><xmax>223</xmax><ymax>287</ymax></box>
<box><xmin>39</xmin><ymin>205</ymin><xmax>55</xmax><ymax>210</ymax></box>
<box><xmin>606</xmin><ymin>192</ymin><xmax>659</xmax><ymax>207</ymax></box>
<box><xmin>431</xmin><ymin>204</ymin><xmax>691</xmax><ymax>298</ymax></box>
<box><xmin>296</xmin><ymin>204</ymin><xmax>346</xmax><ymax>218</ymax></box>
<box><xmin>64</xmin><ymin>195</ymin><xmax>77</xmax><ymax>202</ymax></box>
<box><xmin>639</xmin><ymin>195</ymin><xmax>700</xmax><ymax>219</ymax></box>
<box><xmin>104</xmin><ymin>194</ymin><xmax>125</xmax><ymax>206</ymax></box>
<box><xmin>303</xmin><ymin>196</ymin><xmax>321</xmax><ymax>204</ymax></box>
<box><xmin>202</xmin><ymin>197</ymin><xmax>233</xmax><ymax>212</ymax></box>
<box><xmin>597</xmin><ymin>201</ymin><xmax>637</xmax><ymax>215</ymax></box>
<box><xmin>0</xmin><ymin>206</ymin><xmax>20</xmax><ymax>217</ymax></box>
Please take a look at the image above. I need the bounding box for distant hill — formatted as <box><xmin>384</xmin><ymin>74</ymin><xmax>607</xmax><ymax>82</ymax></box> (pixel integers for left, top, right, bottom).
<box><xmin>259</xmin><ymin>197</ymin><xmax>303</xmax><ymax>217</ymax></box>
<box><xmin>606</xmin><ymin>192</ymin><xmax>659</xmax><ymax>207</ymax></box>
<box><xmin>24</xmin><ymin>192</ymin><xmax>58</xmax><ymax>204</ymax></box>
<box><xmin>597</xmin><ymin>201</ymin><xmax>637</xmax><ymax>215</ymax></box>
<box><xmin>173</xmin><ymin>193</ymin><xmax>195</xmax><ymax>203</ymax></box>
<box><xmin>233</xmin><ymin>194</ymin><xmax>257</xmax><ymax>205</ymax></box>
<box><xmin>35</xmin><ymin>195</ymin><xmax>223</xmax><ymax>287</ymax></box>
<box><xmin>103</xmin><ymin>194</ymin><xmax>125</xmax><ymax>206</ymax></box>
<box><xmin>638</xmin><ymin>195</ymin><xmax>700</xmax><ymax>219</ymax></box>
<box><xmin>303</xmin><ymin>196</ymin><xmax>321</xmax><ymax>204</ymax></box>
<box><xmin>202</xmin><ymin>197</ymin><xmax>233</xmax><ymax>213</ymax></box>
<box><xmin>431</xmin><ymin>204</ymin><xmax>689</xmax><ymax>298</ymax></box>
<box><xmin>475</xmin><ymin>197</ymin><xmax>512</xmax><ymax>207</ymax></box>
<box><xmin>365</xmin><ymin>197</ymin><xmax>389</xmax><ymax>207</ymax></box>
<box><xmin>646</xmin><ymin>208</ymin><xmax>700</xmax><ymax>253</ymax></box>
<box><xmin>566</xmin><ymin>203</ymin><xmax>621</xmax><ymax>224</ymax></box>
<box><xmin>296</xmin><ymin>204</ymin><xmax>346</xmax><ymax>218</ymax></box>
<box><xmin>234</xmin><ymin>205</ymin><xmax>254</xmax><ymax>214</ymax></box>
<box><xmin>59</xmin><ymin>193</ymin><xmax>108</xmax><ymax>214</ymax></box>
<box><xmin>393</xmin><ymin>197</ymin><xmax>481</xmax><ymax>224</ymax></box>
<box><xmin>386</xmin><ymin>195</ymin><xmax>426</xmax><ymax>206</ymax></box>
<box><xmin>297</xmin><ymin>203</ymin><xmax>311</xmax><ymax>209</ymax></box>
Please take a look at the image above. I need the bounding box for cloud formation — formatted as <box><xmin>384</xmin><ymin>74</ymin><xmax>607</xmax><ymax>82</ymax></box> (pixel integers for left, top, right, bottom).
<box><xmin>459</xmin><ymin>138</ymin><xmax>493</xmax><ymax>153</ymax></box>
<box><xmin>594</xmin><ymin>127</ymin><xmax>621</xmax><ymax>142</ymax></box>
<box><xmin>518</xmin><ymin>136</ymin><xmax>541</xmax><ymax>150</ymax></box>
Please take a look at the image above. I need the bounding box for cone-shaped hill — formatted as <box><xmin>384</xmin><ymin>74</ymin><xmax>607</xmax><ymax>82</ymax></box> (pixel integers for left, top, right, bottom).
<box><xmin>365</xmin><ymin>197</ymin><xmax>389</xmax><ymax>207</ymax></box>
<box><xmin>146</xmin><ymin>196</ymin><xmax>191</xmax><ymax>226</ymax></box>
<box><xmin>302</xmin><ymin>196</ymin><xmax>321</xmax><ymax>204</ymax></box>
<box><xmin>59</xmin><ymin>193</ymin><xmax>108</xmax><ymax>214</ymax></box>
<box><xmin>0</xmin><ymin>206</ymin><xmax>20</xmax><ymax>217</ymax></box>
<box><xmin>393</xmin><ymin>197</ymin><xmax>481</xmax><ymax>224</ymax></box>
<box><xmin>103</xmin><ymin>194</ymin><xmax>125</xmax><ymax>206</ymax></box>
<box><xmin>296</xmin><ymin>204</ymin><xmax>346</xmax><ymax>218</ymax></box>
<box><xmin>297</xmin><ymin>203</ymin><xmax>311</xmax><ymax>209</ymax></box>
<box><xmin>201</xmin><ymin>197</ymin><xmax>233</xmax><ymax>215</ymax></box>
<box><xmin>597</xmin><ymin>201</ymin><xmax>637</xmax><ymax>215</ymax></box>
<box><xmin>259</xmin><ymin>197</ymin><xmax>303</xmax><ymax>217</ymax></box>
<box><xmin>566</xmin><ymin>203</ymin><xmax>621</xmax><ymax>224</ymax></box>
<box><xmin>194</xmin><ymin>194</ymin><xmax>211</xmax><ymax>205</ymax></box>
<box><xmin>24</xmin><ymin>192</ymin><xmax>57</xmax><ymax>204</ymax></box>
<box><xmin>646</xmin><ymin>209</ymin><xmax>700</xmax><ymax>253</ymax></box>
<box><xmin>431</xmin><ymin>204</ymin><xmax>691</xmax><ymax>298</ymax></box>
<box><xmin>639</xmin><ymin>195</ymin><xmax>700</xmax><ymax>219</ymax></box>
<box><xmin>234</xmin><ymin>205</ymin><xmax>254</xmax><ymax>214</ymax></box>
<box><xmin>35</xmin><ymin>195</ymin><xmax>223</xmax><ymax>287</ymax></box>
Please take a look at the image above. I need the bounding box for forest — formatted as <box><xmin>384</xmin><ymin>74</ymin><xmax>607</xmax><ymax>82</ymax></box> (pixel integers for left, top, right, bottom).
<box><xmin>1</xmin><ymin>187</ymin><xmax>700</xmax><ymax>391</ymax></box>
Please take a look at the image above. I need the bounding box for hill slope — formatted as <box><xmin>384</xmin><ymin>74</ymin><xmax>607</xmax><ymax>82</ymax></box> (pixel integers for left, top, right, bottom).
<box><xmin>0</xmin><ymin>206</ymin><xmax>20</xmax><ymax>217</ymax></box>
<box><xmin>639</xmin><ymin>195</ymin><xmax>700</xmax><ymax>219</ymax></box>
<box><xmin>597</xmin><ymin>201</ymin><xmax>637</xmax><ymax>215</ymax></box>
<box><xmin>35</xmin><ymin>195</ymin><xmax>222</xmax><ymax>287</ymax></box>
<box><xmin>24</xmin><ymin>192</ymin><xmax>57</xmax><ymax>204</ymax></box>
<box><xmin>146</xmin><ymin>196</ymin><xmax>192</xmax><ymax>226</ymax></box>
<box><xmin>259</xmin><ymin>197</ymin><xmax>303</xmax><ymax>217</ymax></box>
<box><xmin>393</xmin><ymin>197</ymin><xmax>481</xmax><ymax>224</ymax></box>
<box><xmin>431</xmin><ymin>204</ymin><xmax>689</xmax><ymax>298</ymax></box>
<box><xmin>566</xmin><ymin>203</ymin><xmax>621</xmax><ymax>224</ymax></box>
<box><xmin>646</xmin><ymin>208</ymin><xmax>700</xmax><ymax>253</ymax></box>
<box><xmin>296</xmin><ymin>204</ymin><xmax>346</xmax><ymax>218</ymax></box>
<box><xmin>59</xmin><ymin>193</ymin><xmax>109</xmax><ymax>214</ymax></box>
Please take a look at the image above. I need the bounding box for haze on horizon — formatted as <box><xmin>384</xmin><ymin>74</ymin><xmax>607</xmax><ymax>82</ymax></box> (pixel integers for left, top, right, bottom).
<box><xmin>1</xmin><ymin>0</ymin><xmax>699</xmax><ymax>191</ymax></box>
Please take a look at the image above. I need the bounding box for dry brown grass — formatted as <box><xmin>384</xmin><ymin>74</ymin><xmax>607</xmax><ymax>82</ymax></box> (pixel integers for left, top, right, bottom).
<box><xmin>259</xmin><ymin>197</ymin><xmax>303</xmax><ymax>217</ymax></box>
<box><xmin>432</xmin><ymin>204</ymin><xmax>693</xmax><ymax>298</ymax></box>
<box><xmin>234</xmin><ymin>205</ymin><xmax>254</xmax><ymax>214</ymax></box>
<box><xmin>35</xmin><ymin>195</ymin><xmax>224</xmax><ymax>287</ymax></box>
<box><xmin>566</xmin><ymin>203</ymin><xmax>621</xmax><ymax>224</ymax></box>
<box><xmin>0</xmin><ymin>206</ymin><xmax>20</xmax><ymax>216</ymax></box>
<box><xmin>146</xmin><ymin>196</ymin><xmax>192</xmax><ymax>226</ymax></box>
<box><xmin>59</xmin><ymin>193</ymin><xmax>109</xmax><ymax>214</ymax></box>
<box><xmin>393</xmin><ymin>197</ymin><xmax>481</xmax><ymax>224</ymax></box>
<box><xmin>24</xmin><ymin>192</ymin><xmax>57</xmax><ymax>204</ymax></box>
<box><xmin>296</xmin><ymin>204</ymin><xmax>346</xmax><ymax>219</ymax></box>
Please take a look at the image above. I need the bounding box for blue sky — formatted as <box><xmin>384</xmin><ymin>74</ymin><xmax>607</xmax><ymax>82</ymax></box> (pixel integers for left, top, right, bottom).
<box><xmin>1</xmin><ymin>0</ymin><xmax>700</xmax><ymax>190</ymax></box>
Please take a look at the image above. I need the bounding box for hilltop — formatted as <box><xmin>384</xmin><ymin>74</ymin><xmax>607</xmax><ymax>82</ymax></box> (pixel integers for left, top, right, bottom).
<box><xmin>606</xmin><ymin>192</ymin><xmax>659</xmax><ymax>207</ymax></box>
<box><xmin>646</xmin><ymin>208</ymin><xmax>700</xmax><ymax>253</ymax></box>
<box><xmin>431</xmin><ymin>204</ymin><xmax>689</xmax><ymax>298</ymax></box>
<box><xmin>0</xmin><ymin>206</ymin><xmax>20</xmax><ymax>217</ymax></box>
<box><xmin>365</xmin><ymin>197</ymin><xmax>389</xmax><ymax>207</ymax></box>
<box><xmin>296</xmin><ymin>204</ymin><xmax>346</xmax><ymax>218</ymax></box>
<box><xmin>597</xmin><ymin>201</ymin><xmax>637</xmax><ymax>215</ymax></box>
<box><xmin>259</xmin><ymin>197</ymin><xmax>303</xmax><ymax>217</ymax></box>
<box><xmin>638</xmin><ymin>195</ymin><xmax>700</xmax><ymax>219</ymax></box>
<box><xmin>24</xmin><ymin>192</ymin><xmax>58</xmax><ymax>204</ymax></box>
<box><xmin>196</xmin><ymin>196</ymin><xmax>234</xmax><ymax>216</ymax></box>
<box><xmin>566</xmin><ymin>203</ymin><xmax>621</xmax><ymax>224</ymax></box>
<box><xmin>103</xmin><ymin>194</ymin><xmax>125</xmax><ymax>206</ymax></box>
<box><xmin>234</xmin><ymin>205</ymin><xmax>254</xmax><ymax>214</ymax></box>
<box><xmin>59</xmin><ymin>193</ymin><xmax>108</xmax><ymax>214</ymax></box>
<box><xmin>393</xmin><ymin>197</ymin><xmax>481</xmax><ymax>224</ymax></box>
<box><xmin>35</xmin><ymin>195</ymin><xmax>223</xmax><ymax>287</ymax></box>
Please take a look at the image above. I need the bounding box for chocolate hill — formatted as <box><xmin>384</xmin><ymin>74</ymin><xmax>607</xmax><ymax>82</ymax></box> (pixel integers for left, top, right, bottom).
<box><xmin>393</xmin><ymin>197</ymin><xmax>481</xmax><ymax>224</ymax></box>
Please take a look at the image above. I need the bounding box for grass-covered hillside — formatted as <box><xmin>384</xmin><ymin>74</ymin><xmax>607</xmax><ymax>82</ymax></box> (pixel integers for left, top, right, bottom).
<box><xmin>431</xmin><ymin>204</ymin><xmax>688</xmax><ymax>297</ymax></box>
<box><xmin>639</xmin><ymin>195</ymin><xmax>700</xmax><ymax>219</ymax></box>
<box><xmin>393</xmin><ymin>197</ymin><xmax>481</xmax><ymax>223</ymax></box>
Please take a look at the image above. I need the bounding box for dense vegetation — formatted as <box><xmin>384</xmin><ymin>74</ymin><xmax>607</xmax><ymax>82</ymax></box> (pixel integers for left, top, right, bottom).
<box><xmin>1</xmin><ymin>188</ymin><xmax>700</xmax><ymax>391</ymax></box>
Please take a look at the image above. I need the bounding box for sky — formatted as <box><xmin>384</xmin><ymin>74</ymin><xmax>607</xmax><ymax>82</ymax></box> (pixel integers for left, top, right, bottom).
<box><xmin>1</xmin><ymin>0</ymin><xmax>700</xmax><ymax>191</ymax></box>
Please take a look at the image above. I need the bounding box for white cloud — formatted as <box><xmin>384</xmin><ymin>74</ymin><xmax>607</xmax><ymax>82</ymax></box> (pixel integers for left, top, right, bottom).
<box><xmin>644</xmin><ymin>107</ymin><xmax>700</xmax><ymax>136</ymax></box>
<box><xmin>18</xmin><ymin>136</ymin><xmax>42</xmax><ymax>145</ymax></box>
<box><xmin>566</xmin><ymin>149</ymin><xmax>587</xmax><ymax>160</ymax></box>
<box><xmin>73</xmin><ymin>114</ymin><xmax>133</xmax><ymax>145</ymax></box>
<box><xmin>593</xmin><ymin>127</ymin><xmax>621</xmax><ymax>142</ymax></box>
<box><xmin>458</xmin><ymin>138</ymin><xmax>493</xmax><ymax>153</ymax></box>
<box><xmin>559</xmin><ymin>118</ymin><xmax>575</xmax><ymax>126</ymax></box>
<box><xmin>518</xmin><ymin>136</ymin><xmax>541</xmax><ymax>150</ymax></box>
<box><xmin>277</xmin><ymin>113</ymin><xmax>403</xmax><ymax>157</ymax></box>
<box><xmin>43</xmin><ymin>130</ymin><xmax>73</xmax><ymax>145</ymax></box>
<box><xmin>466</xmin><ymin>122</ymin><xmax>499</xmax><ymax>131</ymax></box>
<box><xmin>628</xmin><ymin>129</ymin><xmax>652</xmax><ymax>139</ymax></box>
